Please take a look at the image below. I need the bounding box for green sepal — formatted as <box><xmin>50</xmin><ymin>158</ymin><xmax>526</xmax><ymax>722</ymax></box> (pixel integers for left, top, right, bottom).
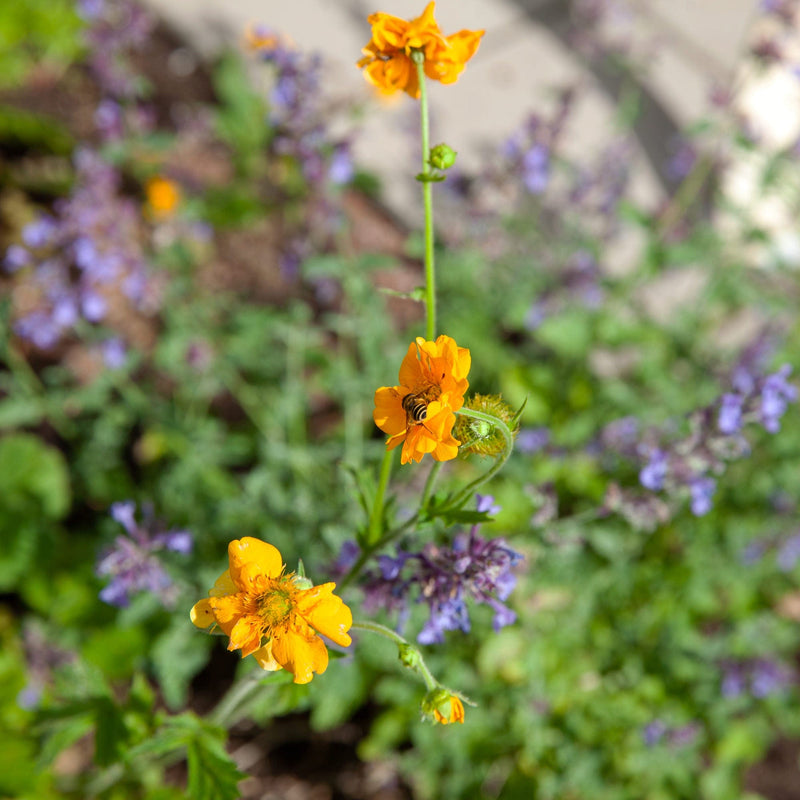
<box><xmin>378</xmin><ymin>286</ymin><xmax>427</xmax><ymax>302</ymax></box>
<box><xmin>415</xmin><ymin>172</ymin><xmax>446</xmax><ymax>183</ymax></box>
<box><xmin>508</xmin><ymin>396</ymin><xmax>528</xmax><ymax>430</ymax></box>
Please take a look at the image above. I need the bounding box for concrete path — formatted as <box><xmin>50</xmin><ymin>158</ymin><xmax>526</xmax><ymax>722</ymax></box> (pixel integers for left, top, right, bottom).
<box><xmin>141</xmin><ymin>0</ymin><xmax>762</xmax><ymax>226</ymax></box>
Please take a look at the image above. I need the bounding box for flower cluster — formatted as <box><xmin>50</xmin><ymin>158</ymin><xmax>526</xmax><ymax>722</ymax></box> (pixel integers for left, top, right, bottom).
<box><xmin>720</xmin><ymin>658</ymin><xmax>795</xmax><ymax>699</ymax></box>
<box><xmin>17</xmin><ymin>621</ymin><xmax>75</xmax><ymax>710</ymax></box>
<box><xmin>96</xmin><ymin>501</ymin><xmax>192</xmax><ymax>608</ymax></box>
<box><xmin>524</xmin><ymin>250</ymin><xmax>604</xmax><ymax>330</ymax></box>
<box><xmin>4</xmin><ymin>149</ymin><xmax>156</xmax><ymax>351</ymax></box>
<box><xmin>374</xmin><ymin>335</ymin><xmax>471</xmax><ymax>464</ymax></box>
<box><xmin>362</xmin><ymin>496</ymin><xmax>522</xmax><ymax>643</ymax></box>
<box><xmin>358</xmin><ymin>2</ymin><xmax>484</xmax><ymax>98</ymax></box>
<box><xmin>635</xmin><ymin>362</ymin><xmax>797</xmax><ymax>516</ymax></box>
<box><xmin>78</xmin><ymin>0</ymin><xmax>153</xmax><ymax>100</ymax></box>
<box><xmin>246</xmin><ymin>25</ymin><xmax>354</xmax><ymax>276</ymax></box>
<box><xmin>191</xmin><ymin>538</ymin><xmax>352</xmax><ymax>685</ymax></box>
<box><xmin>642</xmin><ymin>719</ymin><xmax>701</xmax><ymax>749</ymax></box>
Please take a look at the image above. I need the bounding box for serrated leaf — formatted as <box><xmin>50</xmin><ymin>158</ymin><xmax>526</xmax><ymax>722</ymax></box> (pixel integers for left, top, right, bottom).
<box><xmin>186</xmin><ymin>729</ymin><xmax>244</xmax><ymax>800</ymax></box>
<box><xmin>0</xmin><ymin>434</ymin><xmax>70</xmax><ymax>518</ymax></box>
<box><xmin>94</xmin><ymin>696</ymin><xmax>129</xmax><ymax>767</ymax></box>
<box><xmin>152</xmin><ymin>620</ymin><xmax>212</xmax><ymax>709</ymax></box>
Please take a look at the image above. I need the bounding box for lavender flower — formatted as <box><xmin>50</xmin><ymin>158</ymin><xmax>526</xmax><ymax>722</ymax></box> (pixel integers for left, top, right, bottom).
<box><xmin>5</xmin><ymin>149</ymin><xmax>154</xmax><ymax>349</ymax></box>
<box><xmin>362</xmin><ymin>498</ymin><xmax>522</xmax><ymax>644</ymax></box>
<box><xmin>96</xmin><ymin>501</ymin><xmax>192</xmax><ymax>608</ymax></box>
<box><xmin>688</xmin><ymin>476</ymin><xmax>716</xmax><ymax>516</ymax></box>
<box><xmin>777</xmin><ymin>533</ymin><xmax>800</xmax><ymax>571</ymax></box>
<box><xmin>626</xmin><ymin>356</ymin><xmax>797</xmax><ymax>519</ymax></box>
<box><xmin>751</xmin><ymin>659</ymin><xmax>793</xmax><ymax>697</ymax></box>
<box><xmin>718</xmin><ymin>393</ymin><xmax>743</xmax><ymax>434</ymax></box>
<box><xmin>642</xmin><ymin>719</ymin><xmax>667</xmax><ymax>747</ymax></box>
<box><xmin>81</xmin><ymin>0</ymin><xmax>154</xmax><ymax>100</ymax></box>
<box><xmin>16</xmin><ymin>622</ymin><xmax>74</xmax><ymax>710</ymax></box>
<box><xmin>516</xmin><ymin>427</ymin><xmax>550</xmax><ymax>455</ymax></box>
<box><xmin>720</xmin><ymin>658</ymin><xmax>794</xmax><ymax>699</ymax></box>
<box><xmin>760</xmin><ymin>365</ymin><xmax>797</xmax><ymax>432</ymax></box>
<box><xmin>639</xmin><ymin>449</ymin><xmax>667</xmax><ymax>491</ymax></box>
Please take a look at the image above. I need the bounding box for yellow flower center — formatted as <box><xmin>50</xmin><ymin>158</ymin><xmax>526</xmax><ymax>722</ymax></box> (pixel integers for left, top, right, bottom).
<box><xmin>255</xmin><ymin>578</ymin><xmax>297</xmax><ymax>634</ymax></box>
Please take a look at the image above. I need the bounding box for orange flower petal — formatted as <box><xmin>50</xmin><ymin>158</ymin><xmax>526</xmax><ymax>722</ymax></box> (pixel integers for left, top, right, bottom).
<box><xmin>190</xmin><ymin>598</ymin><xmax>216</xmax><ymax>629</ymax></box>
<box><xmin>296</xmin><ymin>583</ymin><xmax>353</xmax><ymax>647</ymax></box>
<box><xmin>271</xmin><ymin>630</ymin><xmax>329</xmax><ymax>684</ymax></box>
<box><xmin>228</xmin><ymin>537</ymin><xmax>283</xmax><ymax>590</ymax></box>
<box><xmin>252</xmin><ymin>641</ymin><xmax>282</xmax><ymax>671</ymax></box>
<box><xmin>374</xmin><ymin>386</ymin><xmax>407</xmax><ymax>435</ymax></box>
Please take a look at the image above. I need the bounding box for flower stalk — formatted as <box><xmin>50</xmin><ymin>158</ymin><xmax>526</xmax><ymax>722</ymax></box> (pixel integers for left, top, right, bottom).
<box><xmin>446</xmin><ymin>407</ymin><xmax>514</xmax><ymax>509</ymax></box>
<box><xmin>413</xmin><ymin>51</ymin><xmax>436</xmax><ymax>342</ymax></box>
<box><xmin>367</xmin><ymin>447</ymin><xmax>395</xmax><ymax>545</ymax></box>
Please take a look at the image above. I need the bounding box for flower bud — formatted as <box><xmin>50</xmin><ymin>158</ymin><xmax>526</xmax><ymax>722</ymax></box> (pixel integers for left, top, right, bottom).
<box><xmin>422</xmin><ymin>688</ymin><xmax>466</xmax><ymax>724</ymax></box>
<box><xmin>454</xmin><ymin>394</ymin><xmax>519</xmax><ymax>457</ymax></box>
<box><xmin>429</xmin><ymin>143</ymin><xmax>457</xmax><ymax>170</ymax></box>
<box><xmin>398</xmin><ymin>643</ymin><xmax>422</xmax><ymax>669</ymax></box>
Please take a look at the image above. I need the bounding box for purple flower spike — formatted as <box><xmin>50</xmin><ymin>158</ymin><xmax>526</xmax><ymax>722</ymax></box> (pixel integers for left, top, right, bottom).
<box><xmin>777</xmin><ymin>533</ymin><xmax>800</xmax><ymax>572</ymax></box>
<box><xmin>718</xmin><ymin>393</ymin><xmax>744</xmax><ymax>434</ymax></box>
<box><xmin>97</xmin><ymin>502</ymin><xmax>192</xmax><ymax>608</ymax></box>
<box><xmin>760</xmin><ymin>365</ymin><xmax>797</xmax><ymax>433</ymax></box>
<box><xmin>639</xmin><ymin>449</ymin><xmax>668</xmax><ymax>491</ymax></box>
<box><xmin>688</xmin><ymin>476</ymin><xmax>716</xmax><ymax>516</ymax></box>
<box><xmin>643</xmin><ymin>720</ymin><xmax>667</xmax><ymax>747</ymax></box>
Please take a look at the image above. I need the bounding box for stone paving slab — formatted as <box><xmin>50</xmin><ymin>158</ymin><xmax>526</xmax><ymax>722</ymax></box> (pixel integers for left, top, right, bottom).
<box><xmin>141</xmin><ymin>0</ymin><xmax>760</xmax><ymax>229</ymax></box>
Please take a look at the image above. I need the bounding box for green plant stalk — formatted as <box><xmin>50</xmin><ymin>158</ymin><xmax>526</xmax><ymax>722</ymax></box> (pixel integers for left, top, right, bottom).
<box><xmin>447</xmin><ymin>407</ymin><xmax>514</xmax><ymax>509</ymax></box>
<box><xmin>413</xmin><ymin>53</ymin><xmax>436</xmax><ymax>341</ymax></box>
<box><xmin>352</xmin><ymin>620</ymin><xmax>437</xmax><ymax>690</ymax></box>
<box><xmin>208</xmin><ymin>667</ymin><xmax>268</xmax><ymax>727</ymax></box>
<box><xmin>368</xmin><ymin>447</ymin><xmax>395</xmax><ymax>544</ymax></box>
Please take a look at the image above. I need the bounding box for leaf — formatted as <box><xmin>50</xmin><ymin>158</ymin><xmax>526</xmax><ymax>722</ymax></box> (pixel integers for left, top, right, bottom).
<box><xmin>128</xmin><ymin>714</ymin><xmax>243</xmax><ymax>800</ymax></box>
<box><xmin>0</xmin><ymin>434</ymin><xmax>70</xmax><ymax>518</ymax></box>
<box><xmin>185</xmin><ymin>725</ymin><xmax>244</xmax><ymax>800</ymax></box>
<box><xmin>377</xmin><ymin>286</ymin><xmax>426</xmax><ymax>302</ymax></box>
<box><xmin>414</xmin><ymin>172</ymin><xmax>446</xmax><ymax>183</ymax></box>
<box><xmin>151</xmin><ymin>619</ymin><xmax>212</xmax><ymax>709</ymax></box>
<box><xmin>94</xmin><ymin>696</ymin><xmax>130</xmax><ymax>767</ymax></box>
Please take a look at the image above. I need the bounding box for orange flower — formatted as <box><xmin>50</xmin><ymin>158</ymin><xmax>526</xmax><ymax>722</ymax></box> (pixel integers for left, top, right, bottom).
<box><xmin>190</xmin><ymin>537</ymin><xmax>353</xmax><ymax>684</ymax></box>
<box><xmin>373</xmin><ymin>335</ymin><xmax>471</xmax><ymax>464</ymax></box>
<box><xmin>145</xmin><ymin>176</ymin><xmax>180</xmax><ymax>220</ymax></box>
<box><xmin>357</xmin><ymin>2</ymin><xmax>484</xmax><ymax>98</ymax></box>
<box><xmin>433</xmin><ymin>694</ymin><xmax>465</xmax><ymax>725</ymax></box>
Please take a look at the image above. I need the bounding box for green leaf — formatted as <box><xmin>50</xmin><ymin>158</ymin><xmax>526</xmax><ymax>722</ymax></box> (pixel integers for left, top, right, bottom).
<box><xmin>377</xmin><ymin>286</ymin><xmax>426</xmax><ymax>302</ymax></box>
<box><xmin>185</xmin><ymin>726</ymin><xmax>244</xmax><ymax>800</ymax></box>
<box><xmin>0</xmin><ymin>434</ymin><xmax>70</xmax><ymax>518</ymax></box>
<box><xmin>94</xmin><ymin>696</ymin><xmax>130</xmax><ymax>767</ymax></box>
<box><xmin>151</xmin><ymin>619</ymin><xmax>211</xmax><ymax>709</ymax></box>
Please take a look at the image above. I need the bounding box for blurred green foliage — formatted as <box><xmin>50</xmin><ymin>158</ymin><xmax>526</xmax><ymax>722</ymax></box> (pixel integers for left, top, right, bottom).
<box><xmin>2</xmin><ymin>7</ymin><xmax>800</xmax><ymax>800</ymax></box>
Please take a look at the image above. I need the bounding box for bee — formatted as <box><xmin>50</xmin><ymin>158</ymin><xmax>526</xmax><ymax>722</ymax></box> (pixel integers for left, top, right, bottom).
<box><xmin>401</xmin><ymin>385</ymin><xmax>441</xmax><ymax>427</ymax></box>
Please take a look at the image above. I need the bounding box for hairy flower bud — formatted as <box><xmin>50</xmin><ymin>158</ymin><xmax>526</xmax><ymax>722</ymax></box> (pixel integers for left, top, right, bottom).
<box><xmin>429</xmin><ymin>143</ymin><xmax>457</xmax><ymax>170</ymax></box>
<box><xmin>454</xmin><ymin>394</ymin><xmax>519</xmax><ymax>457</ymax></box>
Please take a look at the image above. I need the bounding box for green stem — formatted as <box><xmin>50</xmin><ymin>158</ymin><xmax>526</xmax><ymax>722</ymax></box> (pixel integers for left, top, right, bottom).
<box><xmin>208</xmin><ymin>668</ymin><xmax>266</xmax><ymax>727</ymax></box>
<box><xmin>352</xmin><ymin>620</ymin><xmax>437</xmax><ymax>690</ymax></box>
<box><xmin>447</xmin><ymin>408</ymin><xmax>514</xmax><ymax>509</ymax></box>
<box><xmin>420</xmin><ymin>460</ymin><xmax>443</xmax><ymax>509</ymax></box>
<box><xmin>340</xmin><ymin>456</ymin><xmax>442</xmax><ymax>590</ymax></box>
<box><xmin>413</xmin><ymin>53</ymin><xmax>436</xmax><ymax>341</ymax></box>
<box><xmin>368</xmin><ymin>447</ymin><xmax>395</xmax><ymax>545</ymax></box>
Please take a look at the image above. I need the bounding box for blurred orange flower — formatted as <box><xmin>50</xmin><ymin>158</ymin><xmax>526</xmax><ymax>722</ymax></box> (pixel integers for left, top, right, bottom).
<box><xmin>357</xmin><ymin>2</ymin><xmax>484</xmax><ymax>98</ymax></box>
<box><xmin>191</xmin><ymin>537</ymin><xmax>352</xmax><ymax>684</ymax></box>
<box><xmin>374</xmin><ymin>335</ymin><xmax>471</xmax><ymax>464</ymax></box>
<box><xmin>145</xmin><ymin>176</ymin><xmax>180</xmax><ymax>220</ymax></box>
